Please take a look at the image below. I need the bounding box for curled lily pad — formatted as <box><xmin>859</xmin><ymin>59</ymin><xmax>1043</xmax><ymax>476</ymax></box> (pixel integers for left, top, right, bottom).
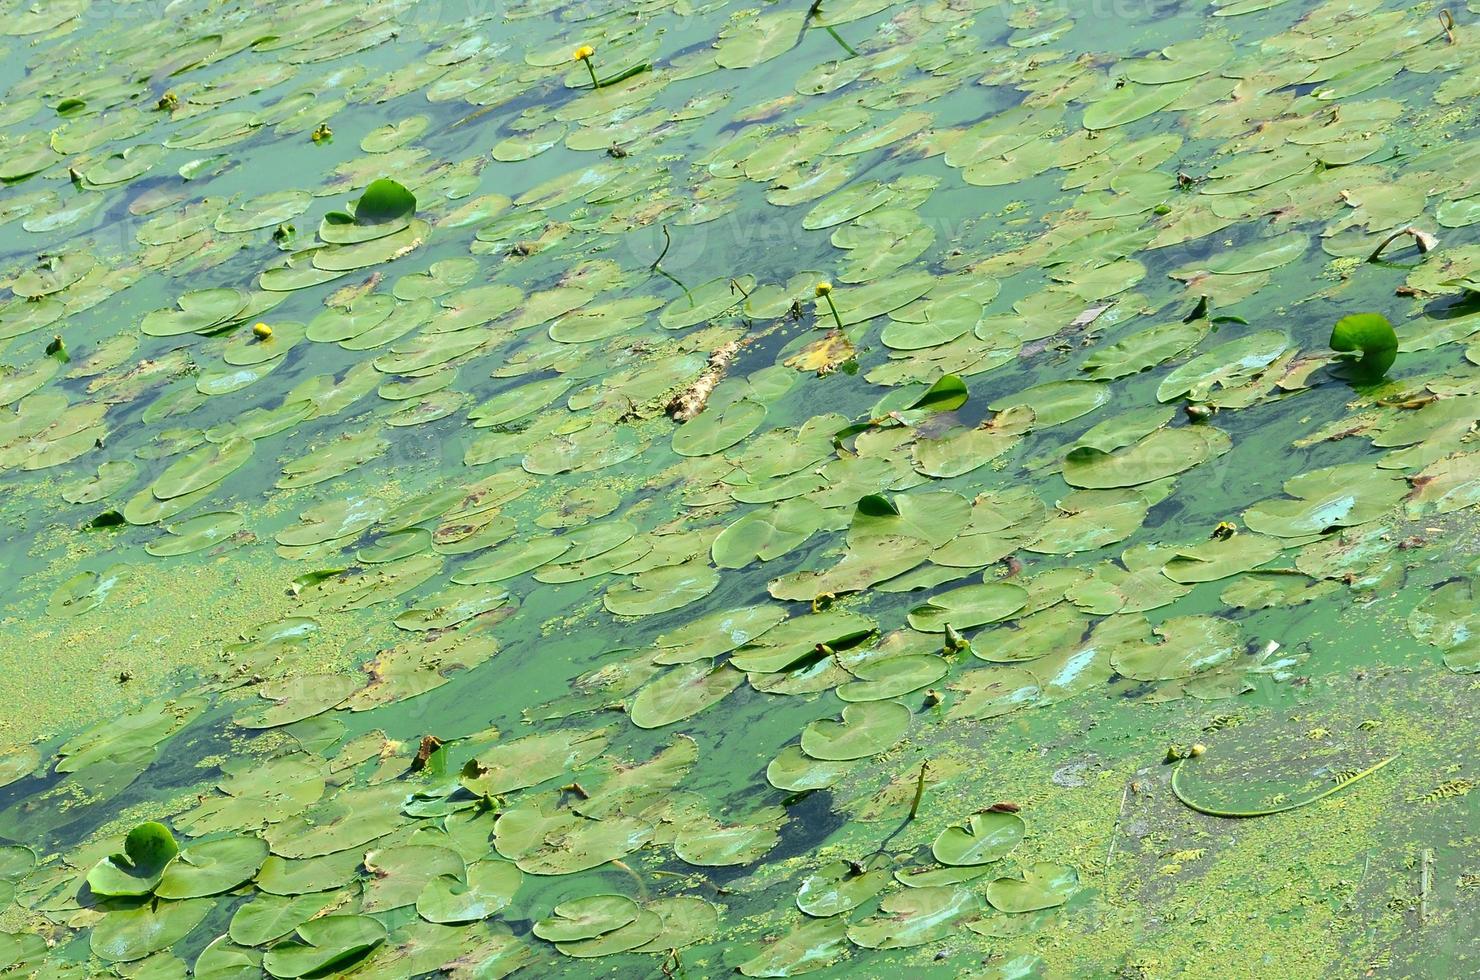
<box><xmin>87</xmin><ymin>822</ymin><xmax>178</xmax><ymax>897</ymax></box>
<box><xmin>1330</xmin><ymin>312</ymin><xmax>1398</xmax><ymax>379</ymax></box>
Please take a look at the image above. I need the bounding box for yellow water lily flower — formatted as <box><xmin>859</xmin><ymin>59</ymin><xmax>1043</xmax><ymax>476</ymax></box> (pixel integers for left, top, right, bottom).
<box><xmin>252</xmin><ymin>322</ymin><xmax>273</xmax><ymax>340</ymax></box>
<box><xmin>814</xmin><ymin>282</ymin><xmax>843</xmax><ymax>330</ymax></box>
<box><xmin>574</xmin><ymin>45</ymin><xmax>600</xmax><ymax>88</ymax></box>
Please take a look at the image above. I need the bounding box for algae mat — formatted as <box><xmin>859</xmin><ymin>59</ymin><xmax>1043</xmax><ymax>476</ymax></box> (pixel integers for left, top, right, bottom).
<box><xmin>1</xmin><ymin>0</ymin><xmax>1479</xmax><ymax>976</ymax></box>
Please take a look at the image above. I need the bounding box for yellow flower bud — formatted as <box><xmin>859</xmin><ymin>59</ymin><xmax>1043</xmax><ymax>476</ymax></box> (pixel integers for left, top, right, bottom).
<box><xmin>815</xmin><ymin>281</ymin><xmax>832</xmax><ymax>297</ymax></box>
<box><xmin>252</xmin><ymin>322</ymin><xmax>273</xmax><ymax>340</ymax></box>
<box><xmin>573</xmin><ymin>45</ymin><xmax>595</xmax><ymax>62</ymax></box>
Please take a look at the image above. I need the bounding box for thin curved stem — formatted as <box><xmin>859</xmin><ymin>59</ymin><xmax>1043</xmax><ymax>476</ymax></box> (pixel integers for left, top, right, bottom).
<box><xmin>1171</xmin><ymin>753</ymin><xmax>1399</xmax><ymax>818</ymax></box>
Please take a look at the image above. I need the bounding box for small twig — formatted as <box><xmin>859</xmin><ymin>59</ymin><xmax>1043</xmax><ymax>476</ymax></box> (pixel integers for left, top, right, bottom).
<box><xmin>1419</xmin><ymin>848</ymin><xmax>1434</xmax><ymax>925</ymax></box>
<box><xmin>907</xmin><ymin>761</ymin><xmax>930</xmax><ymax>821</ymax></box>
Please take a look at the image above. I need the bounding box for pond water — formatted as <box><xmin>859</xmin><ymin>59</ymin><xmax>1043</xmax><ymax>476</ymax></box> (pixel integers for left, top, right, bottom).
<box><xmin>1</xmin><ymin>0</ymin><xmax>1478</xmax><ymax>976</ymax></box>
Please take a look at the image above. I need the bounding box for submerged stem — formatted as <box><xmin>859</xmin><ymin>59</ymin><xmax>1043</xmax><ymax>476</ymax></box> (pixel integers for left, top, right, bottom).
<box><xmin>823</xmin><ymin>26</ymin><xmax>858</xmax><ymax>57</ymax></box>
<box><xmin>654</xmin><ymin>266</ymin><xmax>693</xmax><ymax>305</ymax></box>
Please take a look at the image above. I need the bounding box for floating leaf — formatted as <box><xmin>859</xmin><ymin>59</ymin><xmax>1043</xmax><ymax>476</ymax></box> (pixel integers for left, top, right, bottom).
<box><xmin>261</xmin><ymin>915</ymin><xmax>386</xmax><ymax>979</ymax></box>
<box><xmin>87</xmin><ymin>822</ymin><xmax>178</xmax><ymax>897</ymax></box>
<box><xmin>932</xmin><ymin>811</ymin><xmax>1026</xmax><ymax>867</ymax></box>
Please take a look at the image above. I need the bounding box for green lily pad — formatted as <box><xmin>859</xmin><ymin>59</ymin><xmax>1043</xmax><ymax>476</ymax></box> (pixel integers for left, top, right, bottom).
<box><xmin>261</xmin><ymin>914</ymin><xmax>387</xmax><ymax>979</ymax></box>
<box><xmin>230</xmin><ymin>891</ymin><xmax>347</xmax><ymax>947</ymax></box>
<box><xmin>985</xmin><ymin>863</ymin><xmax>1081</xmax><ymax>913</ymax></box>
<box><xmin>800</xmin><ymin>701</ymin><xmax>911</xmax><ymax>761</ymax></box>
<box><xmin>156</xmin><ymin>836</ymin><xmax>268</xmax><ymax>899</ymax></box>
<box><xmin>630</xmin><ymin>661</ymin><xmax>745</xmax><ymax>729</ymax></box>
<box><xmin>417</xmin><ymin>860</ymin><xmax>522</xmax><ymax>924</ymax></box>
<box><xmin>907</xmin><ymin>582</ymin><xmax>1029</xmax><ymax>633</ymax></box>
<box><xmin>533</xmin><ymin>894</ymin><xmax>640</xmax><ymax>943</ymax></box>
<box><xmin>846</xmin><ymin>885</ymin><xmax>981</xmax><ymax>948</ymax></box>
<box><xmin>932</xmin><ymin>811</ymin><xmax>1026</xmax><ymax>866</ymax></box>
<box><xmin>1408</xmin><ymin>580</ymin><xmax>1480</xmax><ymax>673</ymax></box>
<box><xmin>797</xmin><ymin>856</ymin><xmax>893</xmax><ymax>917</ymax></box>
<box><xmin>91</xmin><ymin>897</ymin><xmax>214</xmax><ymax>963</ymax></box>
<box><xmin>738</xmin><ymin>917</ymin><xmax>848</xmax><ymax>977</ymax></box>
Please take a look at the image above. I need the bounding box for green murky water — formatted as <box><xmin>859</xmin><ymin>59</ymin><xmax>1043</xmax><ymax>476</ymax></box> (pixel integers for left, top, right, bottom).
<box><xmin>1</xmin><ymin>0</ymin><xmax>1479</xmax><ymax>976</ymax></box>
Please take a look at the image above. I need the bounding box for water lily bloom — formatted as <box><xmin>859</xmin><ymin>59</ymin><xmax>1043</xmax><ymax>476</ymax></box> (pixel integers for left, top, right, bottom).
<box><xmin>252</xmin><ymin>322</ymin><xmax>273</xmax><ymax>340</ymax></box>
<box><xmin>574</xmin><ymin>45</ymin><xmax>600</xmax><ymax>88</ymax></box>
<box><xmin>815</xmin><ymin>282</ymin><xmax>842</xmax><ymax>330</ymax></box>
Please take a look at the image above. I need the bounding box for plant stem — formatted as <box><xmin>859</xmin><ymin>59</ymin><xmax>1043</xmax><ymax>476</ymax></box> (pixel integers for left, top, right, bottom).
<box><xmin>611</xmin><ymin>859</ymin><xmax>648</xmax><ymax>902</ymax></box>
<box><xmin>823</xmin><ymin>26</ymin><xmax>858</xmax><ymax>57</ymax></box>
<box><xmin>650</xmin><ymin>225</ymin><xmax>672</xmax><ymax>271</ymax></box>
<box><xmin>1438</xmin><ymin>9</ymin><xmax>1456</xmax><ymax>44</ymax></box>
<box><xmin>822</xmin><ymin>292</ymin><xmax>844</xmax><ymax>331</ymax></box>
<box><xmin>584</xmin><ymin>59</ymin><xmax>600</xmax><ymax>89</ymax></box>
<box><xmin>1172</xmin><ymin>753</ymin><xmax>1399</xmax><ymax>818</ymax></box>
<box><xmin>907</xmin><ymin>761</ymin><xmax>929</xmax><ymax>821</ymax></box>
<box><xmin>1420</xmin><ymin>848</ymin><xmax>1433</xmax><ymax>925</ymax></box>
<box><xmin>1367</xmin><ymin>226</ymin><xmax>1434</xmax><ymax>263</ymax></box>
<box><xmin>654</xmin><ymin>266</ymin><xmax>693</xmax><ymax>305</ymax></box>
<box><xmin>1105</xmin><ymin>780</ymin><xmax>1132</xmax><ymax>870</ymax></box>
